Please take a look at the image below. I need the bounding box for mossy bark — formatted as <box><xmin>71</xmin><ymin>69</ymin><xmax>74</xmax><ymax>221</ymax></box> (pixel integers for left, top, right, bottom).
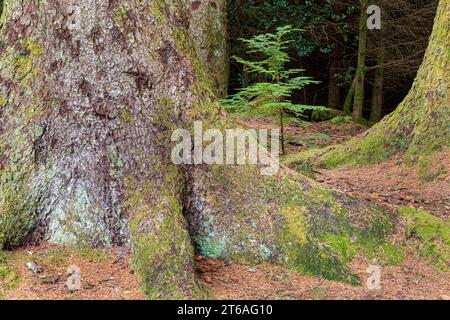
<box><xmin>1</xmin><ymin>0</ymin><xmax>398</xmax><ymax>299</ymax></box>
<box><xmin>400</xmin><ymin>207</ymin><xmax>449</xmax><ymax>272</ymax></box>
<box><xmin>343</xmin><ymin>77</ymin><xmax>356</xmax><ymax>115</ymax></box>
<box><xmin>187</xmin><ymin>165</ymin><xmax>396</xmax><ymax>284</ymax></box>
<box><xmin>327</xmin><ymin>0</ymin><xmax>344</xmax><ymax>110</ymax></box>
<box><xmin>289</xmin><ymin>0</ymin><xmax>449</xmax><ymax>169</ymax></box>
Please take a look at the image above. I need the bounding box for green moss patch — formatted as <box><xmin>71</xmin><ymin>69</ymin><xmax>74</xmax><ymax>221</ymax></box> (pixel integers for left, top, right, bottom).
<box><xmin>0</xmin><ymin>170</ymin><xmax>36</xmax><ymax>249</ymax></box>
<box><xmin>0</xmin><ymin>251</ymin><xmax>21</xmax><ymax>294</ymax></box>
<box><xmin>418</xmin><ymin>156</ymin><xmax>448</xmax><ymax>182</ymax></box>
<box><xmin>400</xmin><ymin>207</ymin><xmax>449</xmax><ymax>271</ymax></box>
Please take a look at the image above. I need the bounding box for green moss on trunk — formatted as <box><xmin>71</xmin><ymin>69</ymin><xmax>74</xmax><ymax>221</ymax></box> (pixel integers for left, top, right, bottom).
<box><xmin>188</xmin><ymin>165</ymin><xmax>401</xmax><ymax>285</ymax></box>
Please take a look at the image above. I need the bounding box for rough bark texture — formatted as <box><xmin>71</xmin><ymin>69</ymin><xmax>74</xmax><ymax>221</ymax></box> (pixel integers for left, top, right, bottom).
<box><xmin>370</xmin><ymin>44</ymin><xmax>384</xmax><ymax>122</ymax></box>
<box><xmin>343</xmin><ymin>77</ymin><xmax>356</xmax><ymax>115</ymax></box>
<box><xmin>286</xmin><ymin>0</ymin><xmax>449</xmax><ymax>169</ymax></box>
<box><xmin>0</xmin><ymin>0</ymin><xmax>397</xmax><ymax>299</ymax></box>
<box><xmin>0</xmin><ymin>0</ymin><xmax>212</xmax><ymax>299</ymax></box>
<box><xmin>186</xmin><ymin>0</ymin><xmax>228</xmax><ymax>98</ymax></box>
<box><xmin>353</xmin><ymin>0</ymin><xmax>368</xmax><ymax>123</ymax></box>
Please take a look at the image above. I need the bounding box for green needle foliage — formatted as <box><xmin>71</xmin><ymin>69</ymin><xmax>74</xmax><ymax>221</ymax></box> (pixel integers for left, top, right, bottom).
<box><xmin>222</xmin><ymin>25</ymin><xmax>327</xmax><ymax>154</ymax></box>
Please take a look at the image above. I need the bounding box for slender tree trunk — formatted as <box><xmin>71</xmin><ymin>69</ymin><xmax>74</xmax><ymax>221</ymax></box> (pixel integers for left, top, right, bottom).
<box><xmin>0</xmin><ymin>0</ymin><xmax>398</xmax><ymax>299</ymax></box>
<box><xmin>370</xmin><ymin>43</ymin><xmax>385</xmax><ymax>122</ymax></box>
<box><xmin>328</xmin><ymin>1</ymin><xmax>344</xmax><ymax>110</ymax></box>
<box><xmin>353</xmin><ymin>0</ymin><xmax>369</xmax><ymax>123</ymax></box>
<box><xmin>328</xmin><ymin>45</ymin><xmax>341</xmax><ymax>109</ymax></box>
<box><xmin>343</xmin><ymin>77</ymin><xmax>356</xmax><ymax>115</ymax></box>
<box><xmin>370</xmin><ymin>2</ymin><xmax>385</xmax><ymax>123</ymax></box>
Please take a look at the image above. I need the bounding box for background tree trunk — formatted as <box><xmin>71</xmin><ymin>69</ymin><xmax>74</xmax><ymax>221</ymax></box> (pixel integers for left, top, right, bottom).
<box><xmin>186</xmin><ymin>0</ymin><xmax>228</xmax><ymax>98</ymax></box>
<box><xmin>353</xmin><ymin>0</ymin><xmax>369</xmax><ymax>123</ymax></box>
<box><xmin>327</xmin><ymin>0</ymin><xmax>344</xmax><ymax>110</ymax></box>
<box><xmin>370</xmin><ymin>40</ymin><xmax>385</xmax><ymax>122</ymax></box>
<box><xmin>0</xmin><ymin>0</ymin><xmax>399</xmax><ymax>299</ymax></box>
<box><xmin>369</xmin><ymin>2</ymin><xmax>385</xmax><ymax>123</ymax></box>
<box><xmin>328</xmin><ymin>44</ymin><xmax>341</xmax><ymax>109</ymax></box>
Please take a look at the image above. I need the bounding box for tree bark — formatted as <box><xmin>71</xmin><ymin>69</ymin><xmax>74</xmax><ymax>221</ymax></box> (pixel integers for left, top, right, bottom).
<box><xmin>291</xmin><ymin>0</ymin><xmax>449</xmax><ymax>169</ymax></box>
<box><xmin>0</xmin><ymin>0</ymin><xmax>396</xmax><ymax>299</ymax></box>
<box><xmin>353</xmin><ymin>0</ymin><xmax>368</xmax><ymax>123</ymax></box>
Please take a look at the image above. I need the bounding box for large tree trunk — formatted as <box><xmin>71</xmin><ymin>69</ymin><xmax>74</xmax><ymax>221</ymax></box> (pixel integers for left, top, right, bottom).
<box><xmin>0</xmin><ymin>0</ymin><xmax>395</xmax><ymax>299</ymax></box>
<box><xmin>186</xmin><ymin>0</ymin><xmax>228</xmax><ymax>98</ymax></box>
<box><xmin>289</xmin><ymin>0</ymin><xmax>449</xmax><ymax>169</ymax></box>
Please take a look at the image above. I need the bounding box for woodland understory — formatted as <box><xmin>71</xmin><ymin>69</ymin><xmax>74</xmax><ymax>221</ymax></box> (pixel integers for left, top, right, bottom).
<box><xmin>0</xmin><ymin>0</ymin><xmax>448</xmax><ymax>300</ymax></box>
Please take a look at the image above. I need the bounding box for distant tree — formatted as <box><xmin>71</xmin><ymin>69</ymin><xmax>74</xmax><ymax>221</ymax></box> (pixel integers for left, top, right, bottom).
<box><xmin>344</xmin><ymin>0</ymin><xmax>438</xmax><ymax>122</ymax></box>
<box><xmin>222</xmin><ymin>26</ymin><xmax>325</xmax><ymax>154</ymax></box>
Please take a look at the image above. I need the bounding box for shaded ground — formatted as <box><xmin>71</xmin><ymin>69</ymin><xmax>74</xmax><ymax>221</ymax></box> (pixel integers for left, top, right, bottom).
<box><xmin>1</xmin><ymin>117</ymin><xmax>448</xmax><ymax>300</ymax></box>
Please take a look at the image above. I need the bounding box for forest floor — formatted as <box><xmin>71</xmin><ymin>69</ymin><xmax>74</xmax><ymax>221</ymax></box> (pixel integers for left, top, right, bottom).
<box><xmin>1</xmin><ymin>117</ymin><xmax>448</xmax><ymax>300</ymax></box>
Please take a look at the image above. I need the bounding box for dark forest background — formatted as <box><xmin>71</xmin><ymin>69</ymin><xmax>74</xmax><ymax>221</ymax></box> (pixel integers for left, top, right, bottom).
<box><xmin>227</xmin><ymin>0</ymin><xmax>438</xmax><ymax>122</ymax></box>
